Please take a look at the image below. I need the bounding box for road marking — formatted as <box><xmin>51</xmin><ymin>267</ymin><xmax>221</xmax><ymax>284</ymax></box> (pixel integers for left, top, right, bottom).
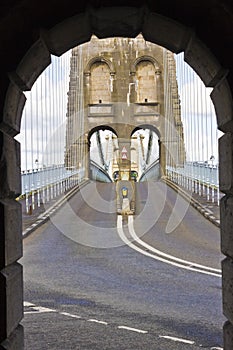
<box><xmin>88</xmin><ymin>319</ymin><xmax>108</xmax><ymax>325</ymax></box>
<box><xmin>24</xmin><ymin>306</ymin><xmax>56</xmax><ymax>314</ymax></box>
<box><xmin>159</xmin><ymin>335</ymin><xmax>195</xmax><ymax>344</ymax></box>
<box><xmin>117</xmin><ymin>216</ymin><xmax>221</xmax><ymax>277</ymax></box>
<box><xmin>118</xmin><ymin>326</ymin><xmax>148</xmax><ymax>334</ymax></box>
<box><xmin>26</xmin><ymin>302</ymin><xmax>223</xmax><ymax>347</ymax></box>
<box><xmin>128</xmin><ymin>216</ymin><xmax>221</xmax><ymax>274</ymax></box>
<box><xmin>60</xmin><ymin>312</ymin><xmax>81</xmax><ymax>319</ymax></box>
<box><xmin>24</xmin><ymin>301</ymin><xmax>35</xmax><ymax>307</ymax></box>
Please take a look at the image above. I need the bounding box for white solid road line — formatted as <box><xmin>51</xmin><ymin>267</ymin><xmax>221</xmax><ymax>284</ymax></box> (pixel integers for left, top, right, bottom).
<box><xmin>118</xmin><ymin>325</ymin><xmax>148</xmax><ymax>334</ymax></box>
<box><xmin>128</xmin><ymin>216</ymin><xmax>221</xmax><ymax>274</ymax></box>
<box><xmin>159</xmin><ymin>335</ymin><xmax>195</xmax><ymax>344</ymax></box>
<box><xmin>117</xmin><ymin>216</ymin><xmax>221</xmax><ymax>277</ymax></box>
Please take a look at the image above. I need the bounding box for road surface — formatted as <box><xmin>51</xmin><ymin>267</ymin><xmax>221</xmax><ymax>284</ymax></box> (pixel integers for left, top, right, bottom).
<box><xmin>21</xmin><ymin>181</ymin><xmax>225</xmax><ymax>349</ymax></box>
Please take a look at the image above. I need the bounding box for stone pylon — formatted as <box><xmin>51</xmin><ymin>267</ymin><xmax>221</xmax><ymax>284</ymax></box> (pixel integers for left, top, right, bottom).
<box><xmin>65</xmin><ymin>34</ymin><xmax>185</xmax><ymax>179</ymax></box>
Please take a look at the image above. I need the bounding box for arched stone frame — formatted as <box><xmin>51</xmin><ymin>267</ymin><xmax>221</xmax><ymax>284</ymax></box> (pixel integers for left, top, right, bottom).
<box><xmin>1</xmin><ymin>6</ymin><xmax>233</xmax><ymax>349</ymax></box>
<box><xmin>84</xmin><ymin>56</ymin><xmax>115</xmax><ymax>75</ymax></box>
<box><xmin>131</xmin><ymin>56</ymin><xmax>161</xmax><ymax>104</ymax></box>
<box><xmin>87</xmin><ymin>60</ymin><xmax>112</xmax><ymax>104</ymax></box>
<box><xmin>88</xmin><ymin>125</ymin><xmax>118</xmax><ymax>178</ymax></box>
<box><xmin>131</xmin><ymin>124</ymin><xmax>161</xmax><ymax>174</ymax></box>
<box><xmin>131</xmin><ymin>124</ymin><xmax>161</xmax><ymax>139</ymax></box>
<box><xmin>83</xmin><ymin>56</ymin><xmax>116</xmax><ymax>111</ymax></box>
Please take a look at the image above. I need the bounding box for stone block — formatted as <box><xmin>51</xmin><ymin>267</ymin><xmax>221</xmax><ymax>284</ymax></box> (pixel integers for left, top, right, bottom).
<box><xmin>184</xmin><ymin>35</ymin><xmax>225</xmax><ymax>87</ymax></box>
<box><xmin>219</xmin><ymin>133</ymin><xmax>233</xmax><ymax>194</ymax></box>
<box><xmin>222</xmin><ymin>257</ymin><xmax>233</xmax><ymax>325</ymax></box>
<box><xmin>0</xmin><ymin>263</ymin><xmax>23</xmax><ymax>342</ymax></box>
<box><xmin>0</xmin><ymin>132</ymin><xmax>21</xmax><ymax>198</ymax></box>
<box><xmin>12</xmin><ymin>38</ymin><xmax>51</xmax><ymax>91</ymax></box>
<box><xmin>221</xmin><ymin>195</ymin><xmax>233</xmax><ymax>258</ymax></box>
<box><xmin>143</xmin><ymin>13</ymin><xmax>192</xmax><ymax>54</ymax></box>
<box><xmin>224</xmin><ymin>321</ymin><xmax>233</xmax><ymax>350</ymax></box>
<box><xmin>1</xmin><ymin>83</ymin><xmax>26</xmax><ymax>137</ymax></box>
<box><xmin>211</xmin><ymin>79</ymin><xmax>233</xmax><ymax>133</ymax></box>
<box><xmin>91</xmin><ymin>6</ymin><xmax>143</xmax><ymax>39</ymax></box>
<box><xmin>45</xmin><ymin>12</ymin><xmax>92</xmax><ymax>56</ymax></box>
<box><xmin>0</xmin><ymin>199</ymin><xmax>22</xmax><ymax>268</ymax></box>
<box><xmin>0</xmin><ymin>325</ymin><xmax>24</xmax><ymax>350</ymax></box>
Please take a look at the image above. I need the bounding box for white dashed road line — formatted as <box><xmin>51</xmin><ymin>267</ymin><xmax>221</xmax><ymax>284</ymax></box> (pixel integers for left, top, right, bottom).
<box><xmin>88</xmin><ymin>319</ymin><xmax>108</xmax><ymax>325</ymax></box>
<box><xmin>60</xmin><ymin>312</ymin><xmax>81</xmax><ymax>319</ymax></box>
<box><xmin>159</xmin><ymin>335</ymin><xmax>195</xmax><ymax>344</ymax></box>
<box><xmin>118</xmin><ymin>325</ymin><xmax>148</xmax><ymax>334</ymax></box>
<box><xmin>24</xmin><ymin>302</ymin><xmax>221</xmax><ymax>348</ymax></box>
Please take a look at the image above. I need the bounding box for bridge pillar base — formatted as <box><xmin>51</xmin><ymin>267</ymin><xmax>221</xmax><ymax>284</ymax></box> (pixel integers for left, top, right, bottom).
<box><xmin>0</xmin><ymin>325</ymin><xmax>24</xmax><ymax>350</ymax></box>
<box><xmin>0</xmin><ymin>264</ymin><xmax>23</xmax><ymax>345</ymax></box>
<box><xmin>222</xmin><ymin>256</ymin><xmax>233</xmax><ymax>349</ymax></box>
<box><xmin>224</xmin><ymin>321</ymin><xmax>233</xmax><ymax>349</ymax></box>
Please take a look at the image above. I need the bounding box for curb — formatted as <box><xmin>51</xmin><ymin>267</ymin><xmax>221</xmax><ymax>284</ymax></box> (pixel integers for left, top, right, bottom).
<box><xmin>162</xmin><ymin>177</ymin><xmax>220</xmax><ymax>228</ymax></box>
<box><xmin>22</xmin><ymin>180</ymin><xmax>90</xmax><ymax>239</ymax></box>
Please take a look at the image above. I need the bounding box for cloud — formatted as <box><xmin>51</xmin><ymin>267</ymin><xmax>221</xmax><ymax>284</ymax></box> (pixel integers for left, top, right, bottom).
<box><xmin>15</xmin><ymin>51</ymin><xmax>71</xmax><ymax>171</ymax></box>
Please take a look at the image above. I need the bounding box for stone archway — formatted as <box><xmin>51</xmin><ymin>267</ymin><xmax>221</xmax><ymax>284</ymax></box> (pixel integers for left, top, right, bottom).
<box><xmin>1</xmin><ymin>5</ymin><xmax>233</xmax><ymax>349</ymax></box>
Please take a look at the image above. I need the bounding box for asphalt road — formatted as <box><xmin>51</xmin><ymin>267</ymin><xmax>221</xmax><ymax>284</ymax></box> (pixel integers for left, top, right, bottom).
<box><xmin>21</xmin><ymin>181</ymin><xmax>225</xmax><ymax>350</ymax></box>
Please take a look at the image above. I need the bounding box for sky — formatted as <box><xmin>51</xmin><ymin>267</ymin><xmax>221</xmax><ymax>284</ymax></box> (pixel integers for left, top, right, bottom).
<box><xmin>175</xmin><ymin>52</ymin><xmax>221</xmax><ymax>164</ymax></box>
<box><xmin>15</xmin><ymin>51</ymin><xmax>71</xmax><ymax>171</ymax></box>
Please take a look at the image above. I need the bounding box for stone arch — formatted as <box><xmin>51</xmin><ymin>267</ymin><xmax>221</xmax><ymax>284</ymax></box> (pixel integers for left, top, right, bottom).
<box><xmin>5</xmin><ymin>9</ymin><xmax>231</xmax><ymax>136</ymax></box>
<box><xmin>84</xmin><ymin>56</ymin><xmax>115</xmax><ymax>75</ymax></box>
<box><xmin>135</xmin><ymin>60</ymin><xmax>159</xmax><ymax>103</ymax></box>
<box><xmin>131</xmin><ymin>55</ymin><xmax>161</xmax><ymax>74</ymax></box>
<box><xmin>131</xmin><ymin>124</ymin><xmax>161</xmax><ymax>139</ymax></box>
<box><xmin>132</xmin><ymin>56</ymin><xmax>161</xmax><ymax>103</ymax></box>
<box><xmin>131</xmin><ymin>124</ymin><xmax>161</xmax><ymax>171</ymax></box>
<box><xmin>1</xmin><ymin>5</ymin><xmax>233</xmax><ymax>349</ymax></box>
<box><xmin>88</xmin><ymin>125</ymin><xmax>118</xmax><ymax>141</ymax></box>
<box><xmin>89</xmin><ymin>61</ymin><xmax>111</xmax><ymax>104</ymax></box>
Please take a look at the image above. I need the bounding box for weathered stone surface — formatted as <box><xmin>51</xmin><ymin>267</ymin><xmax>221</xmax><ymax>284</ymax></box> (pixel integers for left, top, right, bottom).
<box><xmin>45</xmin><ymin>12</ymin><xmax>92</xmax><ymax>56</ymax></box>
<box><xmin>143</xmin><ymin>12</ymin><xmax>192</xmax><ymax>54</ymax></box>
<box><xmin>0</xmin><ymin>199</ymin><xmax>22</xmax><ymax>268</ymax></box>
<box><xmin>0</xmin><ymin>263</ymin><xmax>23</xmax><ymax>342</ymax></box>
<box><xmin>222</xmin><ymin>257</ymin><xmax>233</xmax><ymax>325</ymax></box>
<box><xmin>221</xmin><ymin>195</ymin><xmax>233</xmax><ymax>258</ymax></box>
<box><xmin>90</xmin><ymin>6</ymin><xmax>144</xmax><ymax>39</ymax></box>
<box><xmin>13</xmin><ymin>38</ymin><xmax>51</xmax><ymax>91</ymax></box>
<box><xmin>1</xmin><ymin>83</ymin><xmax>26</xmax><ymax>137</ymax></box>
<box><xmin>0</xmin><ymin>325</ymin><xmax>24</xmax><ymax>350</ymax></box>
<box><xmin>65</xmin><ymin>35</ymin><xmax>185</xmax><ymax>172</ymax></box>
<box><xmin>211</xmin><ymin>78</ymin><xmax>233</xmax><ymax>133</ymax></box>
<box><xmin>0</xmin><ymin>132</ymin><xmax>21</xmax><ymax>198</ymax></box>
<box><xmin>219</xmin><ymin>133</ymin><xmax>233</xmax><ymax>194</ymax></box>
<box><xmin>184</xmin><ymin>35</ymin><xmax>224</xmax><ymax>88</ymax></box>
<box><xmin>224</xmin><ymin>321</ymin><xmax>233</xmax><ymax>350</ymax></box>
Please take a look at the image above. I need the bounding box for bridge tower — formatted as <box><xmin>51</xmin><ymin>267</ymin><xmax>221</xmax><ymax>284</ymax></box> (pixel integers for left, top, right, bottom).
<box><xmin>65</xmin><ymin>34</ymin><xmax>185</xmax><ymax>179</ymax></box>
